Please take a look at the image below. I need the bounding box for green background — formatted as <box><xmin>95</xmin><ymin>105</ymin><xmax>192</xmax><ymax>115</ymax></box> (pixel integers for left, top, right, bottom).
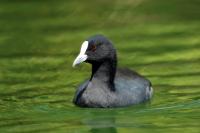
<box><xmin>0</xmin><ymin>0</ymin><xmax>199</xmax><ymax>133</ymax></box>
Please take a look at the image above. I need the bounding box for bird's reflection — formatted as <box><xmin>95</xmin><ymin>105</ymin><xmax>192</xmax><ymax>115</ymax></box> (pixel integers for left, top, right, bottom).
<box><xmin>90</xmin><ymin>126</ymin><xmax>117</xmax><ymax>133</ymax></box>
<box><xmin>87</xmin><ymin>116</ymin><xmax>117</xmax><ymax>133</ymax></box>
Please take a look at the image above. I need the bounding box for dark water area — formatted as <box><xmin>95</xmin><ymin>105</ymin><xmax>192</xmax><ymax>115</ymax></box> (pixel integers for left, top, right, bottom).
<box><xmin>0</xmin><ymin>0</ymin><xmax>200</xmax><ymax>133</ymax></box>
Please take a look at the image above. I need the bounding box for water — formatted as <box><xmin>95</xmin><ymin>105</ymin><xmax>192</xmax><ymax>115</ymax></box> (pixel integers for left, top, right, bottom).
<box><xmin>0</xmin><ymin>0</ymin><xmax>200</xmax><ymax>133</ymax></box>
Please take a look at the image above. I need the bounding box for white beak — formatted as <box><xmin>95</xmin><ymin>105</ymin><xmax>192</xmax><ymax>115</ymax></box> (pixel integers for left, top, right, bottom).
<box><xmin>72</xmin><ymin>41</ymin><xmax>88</xmax><ymax>67</ymax></box>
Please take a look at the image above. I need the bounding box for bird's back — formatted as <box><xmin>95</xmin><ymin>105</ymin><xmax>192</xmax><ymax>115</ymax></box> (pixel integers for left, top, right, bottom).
<box><xmin>113</xmin><ymin>68</ymin><xmax>153</xmax><ymax>107</ymax></box>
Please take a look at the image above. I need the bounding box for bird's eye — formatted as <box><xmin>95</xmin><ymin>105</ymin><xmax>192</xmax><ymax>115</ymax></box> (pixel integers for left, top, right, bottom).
<box><xmin>91</xmin><ymin>45</ymin><xmax>96</xmax><ymax>52</ymax></box>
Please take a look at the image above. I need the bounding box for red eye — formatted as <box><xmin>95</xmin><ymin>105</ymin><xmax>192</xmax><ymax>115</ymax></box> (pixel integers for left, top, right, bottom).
<box><xmin>91</xmin><ymin>45</ymin><xmax>96</xmax><ymax>52</ymax></box>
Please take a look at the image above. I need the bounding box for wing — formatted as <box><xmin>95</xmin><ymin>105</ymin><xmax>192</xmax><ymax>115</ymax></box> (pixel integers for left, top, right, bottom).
<box><xmin>73</xmin><ymin>80</ymin><xmax>89</xmax><ymax>104</ymax></box>
<box><xmin>114</xmin><ymin>68</ymin><xmax>152</xmax><ymax>105</ymax></box>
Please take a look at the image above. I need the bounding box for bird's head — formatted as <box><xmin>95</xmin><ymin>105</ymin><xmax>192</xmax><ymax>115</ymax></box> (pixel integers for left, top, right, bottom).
<box><xmin>73</xmin><ymin>35</ymin><xmax>116</xmax><ymax>67</ymax></box>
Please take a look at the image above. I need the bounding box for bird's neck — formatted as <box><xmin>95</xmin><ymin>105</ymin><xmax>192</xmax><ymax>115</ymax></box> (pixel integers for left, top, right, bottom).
<box><xmin>90</xmin><ymin>58</ymin><xmax>117</xmax><ymax>91</ymax></box>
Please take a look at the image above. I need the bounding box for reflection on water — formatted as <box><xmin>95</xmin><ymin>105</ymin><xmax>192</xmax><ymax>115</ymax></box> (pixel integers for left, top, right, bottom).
<box><xmin>89</xmin><ymin>117</ymin><xmax>117</xmax><ymax>133</ymax></box>
<box><xmin>0</xmin><ymin>0</ymin><xmax>200</xmax><ymax>133</ymax></box>
<box><xmin>90</xmin><ymin>127</ymin><xmax>117</xmax><ymax>133</ymax></box>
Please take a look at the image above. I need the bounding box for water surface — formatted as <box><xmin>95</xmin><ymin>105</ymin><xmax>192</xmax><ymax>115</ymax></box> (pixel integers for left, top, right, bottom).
<box><xmin>0</xmin><ymin>0</ymin><xmax>200</xmax><ymax>133</ymax></box>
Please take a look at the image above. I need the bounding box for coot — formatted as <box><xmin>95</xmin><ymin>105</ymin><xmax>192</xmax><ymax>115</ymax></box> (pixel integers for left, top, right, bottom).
<box><xmin>72</xmin><ymin>35</ymin><xmax>153</xmax><ymax>108</ymax></box>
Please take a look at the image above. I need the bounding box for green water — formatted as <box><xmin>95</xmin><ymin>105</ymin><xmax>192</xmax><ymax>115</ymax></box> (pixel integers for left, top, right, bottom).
<box><xmin>0</xmin><ymin>0</ymin><xmax>200</xmax><ymax>133</ymax></box>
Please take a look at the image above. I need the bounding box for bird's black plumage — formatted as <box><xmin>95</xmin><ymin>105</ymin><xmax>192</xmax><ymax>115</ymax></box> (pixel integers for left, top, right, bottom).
<box><xmin>73</xmin><ymin>35</ymin><xmax>153</xmax><ymax>108</ymax></box>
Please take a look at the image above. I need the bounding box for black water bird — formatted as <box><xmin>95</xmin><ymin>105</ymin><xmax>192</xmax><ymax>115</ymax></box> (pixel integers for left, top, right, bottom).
<box><xmin>72</xmin><ymin>35</ymin><xmax>153</xmax><ymax>108</ymax></box>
